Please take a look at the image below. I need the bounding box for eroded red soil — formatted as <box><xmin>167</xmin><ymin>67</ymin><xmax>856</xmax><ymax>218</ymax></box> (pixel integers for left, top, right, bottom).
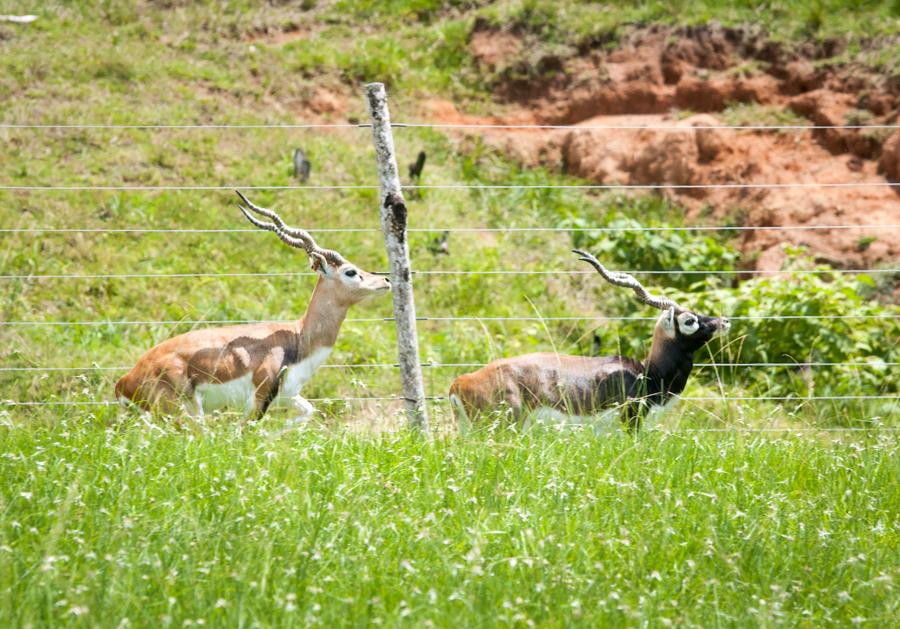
<box><xmin>430</xmin><ymin>23</ymin><xmax>900</xmax><ymax>271</ymax></box>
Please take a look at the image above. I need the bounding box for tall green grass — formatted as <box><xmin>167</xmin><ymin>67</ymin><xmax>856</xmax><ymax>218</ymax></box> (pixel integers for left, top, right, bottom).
<box><xmin>1</xmin><ymin>418</ymin><xmax>898</xmax><ymax>626</ymax></box>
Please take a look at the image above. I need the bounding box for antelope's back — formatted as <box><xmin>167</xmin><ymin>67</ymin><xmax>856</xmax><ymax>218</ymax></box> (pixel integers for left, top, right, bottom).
<box><xmin>449</xmin><ymin>353</ymin><xmax>644</xmax><ymax>417</ymax></box>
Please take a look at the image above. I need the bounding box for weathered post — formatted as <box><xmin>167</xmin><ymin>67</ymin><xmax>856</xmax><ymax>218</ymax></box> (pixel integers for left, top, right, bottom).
<box><xmin>365</xmin><ymin>82</ymin><xmax>429</xmax><ymax>431</ymax></box>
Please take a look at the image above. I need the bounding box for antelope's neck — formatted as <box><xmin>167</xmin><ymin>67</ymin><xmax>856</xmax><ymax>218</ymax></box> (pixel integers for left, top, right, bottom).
<box><xmin>644</xmin><ymin>340</ymin><xmax>694</xmax><ymax>401</ymax></box>
<box><xmin>296</xmin><ymin>278</ymin><xmax>352</xmax><ymax>357</ymax></box>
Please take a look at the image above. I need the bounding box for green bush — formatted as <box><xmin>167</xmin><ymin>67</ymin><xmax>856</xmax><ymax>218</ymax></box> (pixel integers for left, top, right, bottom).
<box><xmin>338</xmin><ymin>37</ymin><xmax>406</xmax><ymax>86</ymax></box>
<box><xmin>563</xmin><ymin>212</ymin><xmax>740</xmax><ymax>291</ymax></box>
<box><xmin>677</xmin><ymin>252</ymin><xmax>899</xmax><ymax>398</ymax></box>
<box><xmin>559</xmin><ymin>199</ymin><xmax>896</xmax><ymax>399</ymax></box>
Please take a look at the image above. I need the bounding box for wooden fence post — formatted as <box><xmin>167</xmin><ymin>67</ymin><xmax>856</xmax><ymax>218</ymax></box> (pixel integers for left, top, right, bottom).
<box><xmin>364</xmin><ymin>82</ymin><xmax>429</xmax><ymax>431</ymax></box>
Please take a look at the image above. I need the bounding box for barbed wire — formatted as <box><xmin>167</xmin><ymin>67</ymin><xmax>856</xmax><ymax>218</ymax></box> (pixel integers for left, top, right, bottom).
<box><xmin>2</xmin><ymin>182</ymin><xmax>899</xmax><ymax>191</ymax></box>
<box><xmin>2</xmin><ymin>268</ymin><xmax>896</xmax><ymax>281</ymax></box>
<box><xmin>0</xmin><ymin>361</ymin><xmax>895</xmax><ymax>373</ymax></box>
<box><xmin>1</xmin><ymin>313</ymin><xmax>896</xmax><ymax>327</ymax></box>
<box><xmin>3</xmin><ymin>224</ymin><xmax>895</xmax><ymax>234</ymax></box>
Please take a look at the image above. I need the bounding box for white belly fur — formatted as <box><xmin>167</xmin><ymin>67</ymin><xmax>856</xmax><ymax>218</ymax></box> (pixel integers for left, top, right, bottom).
<box><xmin>196</xmin><ymin>372</ymin><xmax>255</xmax><ymax>413</ymax></box>
<box><xmin>194</xmin><ymin>347</ymin><xmax>333</xmax><ymax>413</ymax></box>
<box><xmin>525</xmin><ymin>397</ymin><xmax>680</xmax><ymax>434</ymax></box>
<box><xmin>526</xmin><ymin>407</ymin><xmax>621</xmax><ymax>434</ymax></box>
<box><xmin>273</xmin><ymin>347</ymin><xmax>332</xmax><ymax>406</ymax></box>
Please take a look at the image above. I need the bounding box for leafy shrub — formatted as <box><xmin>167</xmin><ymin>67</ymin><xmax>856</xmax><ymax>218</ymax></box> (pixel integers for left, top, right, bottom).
<box><xmin>722</xmin><ymin>102</ymin><xmax>806</xmax><ymax>129</ymax></box>
<box><xmin>560</xmin><ymin>199</ymin><xmax>897</xmax><ymax>399</ymax></box>
<box><xmin>338</xmin><ymin>37</ymin><xmax>405</xmax><ymax>86</ymax></box>
<box><xmin>676</xmin><ymin>252</ymin><xmax>899</xmax><ymax>397</ymax></box>
<box><xmin>430</xmin><ymin>20</ymin><xmax>471</xmax><ymax>71</ymax></box>
<box><xmin>334</xmin><ymin>0</ymin><xmax>470</xmax><ymax>23</ymax></box>
<box><xmin>563</xmin><ymin>213</ymin><xmax>739</xmax><ymax>291</ymax></box>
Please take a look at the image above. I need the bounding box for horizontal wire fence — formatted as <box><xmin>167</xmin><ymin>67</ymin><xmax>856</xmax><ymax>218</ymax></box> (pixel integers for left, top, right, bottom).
<box><xmin>3</xmin><ymin>395</ymin><xmax>898</xmax><ymax>407</ymax></box>
<box><xmin>2</xmin><ymin>120</ymin><xmax>898</xmax><ymax>418</ymax></box>
<box><xmin>2</xmin><ymin>183</ymin><xmax>899</xmax><ymax>191</ymax></box>
<box><xmin>2</xmin><ymin>268</ymin><xmax>898</xmax><ymax>280</ymax></box>
<box><xmin>2</xmin><ymin>361</ymin><xmax>897</xmax><ymax>372</ymax></box>
<box><xmin>1</xmin><ymin>314</ymin><xmax>895</xmax><ymax>327</ymax></box>
<box><xmin>2</xmin><ymin>225</ymin><xmax>898</xmax><ymax>233</ymax></box>
<box><xmin>4</xmin><ymin>121</ymin><xmax>900</xmax><ymax>130</ymax></box>
<box><xmin>4</xmin><ymin>399</ymin><xmax>900</xmax><ymax>436</ymax></box>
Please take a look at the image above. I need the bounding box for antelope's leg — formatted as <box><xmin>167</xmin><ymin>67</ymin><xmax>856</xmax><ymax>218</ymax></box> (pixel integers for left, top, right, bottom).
<box><xmin>621</xmin><ymin>400</ymin><xmax>646</xmax><ymax>433</ymax></box>
<box><xmin>286</xmin><ymin>395</ymin><xmax>316</xmax><ymax>426</ymax></box>
<box><xmin>190</xmin><ymin>389</ymin><xmax>206</xmax><ymax>421</ymax></box>
<box><xmin>250</xmin><ymin>364</ymin><xmax>283</xmax><ymax>422</ymax></box>
<box><xmin>147</xmin><ymin>367</ymin><xmax>191</xmax><ymax>417</ymax></box>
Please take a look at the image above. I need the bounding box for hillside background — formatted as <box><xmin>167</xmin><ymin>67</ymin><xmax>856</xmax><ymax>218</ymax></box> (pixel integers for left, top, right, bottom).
<box><xmin>0</xmin><ymin>1</ymin><xmax>898</xmax><ymax>427</ymax></box>
<box><xmin>1</xmin><ymin>3</ymin><xmax>900</xmax><ymax>627</ymax></box>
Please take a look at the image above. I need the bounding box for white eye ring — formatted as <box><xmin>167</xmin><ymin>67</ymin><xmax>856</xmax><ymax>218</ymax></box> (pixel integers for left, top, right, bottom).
<box><xmin>677</xmin><ymin>313</ymin><xmax>700</xmax><ymax>335</ymax></box>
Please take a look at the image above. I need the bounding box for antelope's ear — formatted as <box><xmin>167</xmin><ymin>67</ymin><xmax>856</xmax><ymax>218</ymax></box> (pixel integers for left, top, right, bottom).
<box><xmin>659</xmin><ymin>306</ymin><xmax>676</xmax><ymax>339</ymax></box>
<box><xmin>310</xmin><ymin>252</ymin><xmax>332</xmax><ymax>277</ymax></box>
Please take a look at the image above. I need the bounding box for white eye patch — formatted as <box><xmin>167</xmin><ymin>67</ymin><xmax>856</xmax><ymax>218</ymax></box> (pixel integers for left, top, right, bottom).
<box><xmin>340</xmin><ymin>267</ymin><xmax>362</xmax><ymax>284</ymax></box>
<box><xmin>677</xmin><ymin>312</ymin><xmax>700</xmax><ymax>336</ymax></box>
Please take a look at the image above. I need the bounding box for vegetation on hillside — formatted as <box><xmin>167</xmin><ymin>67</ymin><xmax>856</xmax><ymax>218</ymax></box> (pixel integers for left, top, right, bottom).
<box><xmin>0</xmin><ymin>1</ymin><xmax>896</xmax><ymax>419</ymax></box>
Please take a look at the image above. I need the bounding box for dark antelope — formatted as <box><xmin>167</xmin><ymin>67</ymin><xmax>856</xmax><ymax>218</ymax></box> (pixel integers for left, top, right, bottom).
<box><xmin>116</xmin><ymin>192</ymin><xmax>390</xmax><ymax>423</ymax></box>
<box><xmin>449</xmin><ymin>250</ymin><xmax>730</xmax><ymax>430</ymax></box>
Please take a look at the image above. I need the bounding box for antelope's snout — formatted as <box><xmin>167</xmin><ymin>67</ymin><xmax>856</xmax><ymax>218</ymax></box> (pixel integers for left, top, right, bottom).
<box><xmin>714</xmin><ymin>317</ymin><xmax>730</xmax><ymax>335</ymax></box>
<box><xmin>372</xmin><ymin>274</ymin><xmax>391</xmax><ymax>292</ymax></box>
<box><xmin>697</xmin><ymin>314</ymin><xmax>729</xmax><ymax>338</ymax></box>
<box><xmin>358</xmin><ymin>271</ymin><xmax>391</xmax><ymax>296</ymax></box>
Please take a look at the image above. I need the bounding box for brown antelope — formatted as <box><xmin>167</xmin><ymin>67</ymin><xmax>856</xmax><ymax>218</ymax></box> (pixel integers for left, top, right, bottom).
<box><xmin>115</xmin><ymin>191</ymin><xmax>390</xmax><ymax>423</ymax></box>
<box><xmin>449</xmin><ymin>249</ymin><xmax>730</xmax><ymax>431</ymax></box>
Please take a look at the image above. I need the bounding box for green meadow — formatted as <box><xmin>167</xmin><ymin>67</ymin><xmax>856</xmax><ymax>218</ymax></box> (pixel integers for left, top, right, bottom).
<box><xmin>1</xmin><ymin>1</ymin><xmax>898</xmax><ymax>626</ymax></box>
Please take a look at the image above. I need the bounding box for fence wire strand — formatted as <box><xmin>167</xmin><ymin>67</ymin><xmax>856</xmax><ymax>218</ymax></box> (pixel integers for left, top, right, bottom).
<box><xmin>2</xmin><ymin>224</ymin><xmax>896</xmax><ymax>234</ymax></box>
<box><xmin>2</xmin><ymin>268</ymin><xmax>897</xmax><ymax>281</ymax></box>
<box><xmin>2</xmin><ymin>395</ymin><xmax>898</xmax><ymax>407</ymax></box>
<box><xmin>1</xmin><ymin>314</ymin><xmax>895</xmax><ymax>327</ymax></box>
<box><xmin>1</xmin><ymin>361</ymin><xmax>895</xmax><ymax>373</ymax></box>
<box><xmin>4</xmin><ymin>121</ymin><xmax>900</xmax><ymax>131</ymax></box>
<box><xmin>2</xmin><ymin>182</ymin><xmax>900</xmax><ymax>191</ymax></box>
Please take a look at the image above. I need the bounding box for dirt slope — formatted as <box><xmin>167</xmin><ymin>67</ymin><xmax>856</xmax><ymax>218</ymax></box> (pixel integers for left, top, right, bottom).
<box><xmin>430</xmin><ymin>23</ymin><xmax>900</xmax><ymax>271</ymax></box>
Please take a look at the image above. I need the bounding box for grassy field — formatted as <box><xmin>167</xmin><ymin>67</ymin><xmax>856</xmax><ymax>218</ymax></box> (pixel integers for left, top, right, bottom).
<box><xmin>2</xmin><ymin>419</ymin><xmax>898</xmax><ymax>627</ymax></box>
<box><xmin>1</xmin><ymin>1</ymin><xmax>899</xmax><ymax>626</ymax></box>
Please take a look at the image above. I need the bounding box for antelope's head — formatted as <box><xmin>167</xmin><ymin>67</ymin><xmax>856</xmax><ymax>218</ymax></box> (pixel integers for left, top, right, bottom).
<box><xmin>573</xmin><ymin>249</ymin><xmax>729</xmax><ymax>355</ymax></box>
<box><xmin>237</xmin><ymin>191</ymin><xmax>391</xmax><ymax>304</ymax></box>
<box><xmin>654</xmin><ymin>307</ymin><xmax>729</xmax><ymax>354</ymax></box>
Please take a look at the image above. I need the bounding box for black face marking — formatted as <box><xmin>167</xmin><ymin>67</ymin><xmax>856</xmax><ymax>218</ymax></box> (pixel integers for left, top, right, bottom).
<box><xmin>675</xmin><ymin>314</ymin><xmax>723</xmax><ymax>353</ymax></box>
<box><xmin>642</xmin><ymin>313</ymin><xmax>728</xmax><ymax>408</ymax></box>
